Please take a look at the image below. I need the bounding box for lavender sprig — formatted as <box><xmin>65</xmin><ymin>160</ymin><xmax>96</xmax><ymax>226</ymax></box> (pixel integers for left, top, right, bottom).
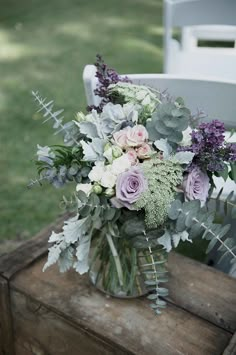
<box><xmin>87</xmin><ymin>54</ymin><xmax>131</xmax><ymax>113</ymax></box>
<box><xmin>179</xmin><ymin>120</ymin><xmax>236</xmax><ymax>173</ymax></box>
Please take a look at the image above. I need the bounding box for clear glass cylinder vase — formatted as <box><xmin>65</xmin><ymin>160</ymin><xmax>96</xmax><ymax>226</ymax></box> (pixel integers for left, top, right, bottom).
<box><xmin>89</xmin><ymin>234</ymin><xmax>168</xmax><ymax>299</ymax></box>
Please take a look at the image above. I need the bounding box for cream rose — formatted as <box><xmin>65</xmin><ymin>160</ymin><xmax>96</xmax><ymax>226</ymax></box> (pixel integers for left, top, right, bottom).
<box><xmin>113</xmin><ymin>127</ymin><xmax>131</xmax><ymax>148</ymax></box>
<box><xmin>126</xmin><ymin>125</ymin><xmax>148</xmax><ymax>147</ymax></box>
<box><xmin>137</xmin><ymin>143</ymin><xmax>152</xmax><ymax>159</ymax></box>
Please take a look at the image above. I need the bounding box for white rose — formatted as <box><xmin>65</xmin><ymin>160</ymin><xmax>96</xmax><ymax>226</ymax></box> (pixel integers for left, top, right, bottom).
<box><xmin>179</xmin><ymin>127</ymin><xmax>192</xmax><ymax>146</ymax></box>
<box><xmin>76</xmin><ymin>183</ymin><xmax>93</xmax><ymax>196</ymax></box>
<box><xmin>100</xmin><ymin>170</ymin><xmax>117</xmax><ymax>188</ymax></box>
<box><xmin>111</xmin><ymin>154</ymin><xmax>131</xmax><ymax>175</ymax></box>
<box><xmin>88</xmin><ymin>162</ymin><xmax>105</xmax><ymax>182</ymax></box>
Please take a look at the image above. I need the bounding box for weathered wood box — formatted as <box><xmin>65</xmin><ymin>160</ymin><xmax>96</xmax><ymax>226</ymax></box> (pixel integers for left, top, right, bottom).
<box><xmin>1</xmin><ymin>216</ymin><xmax>236</xmax><ymax>355</ymax></box>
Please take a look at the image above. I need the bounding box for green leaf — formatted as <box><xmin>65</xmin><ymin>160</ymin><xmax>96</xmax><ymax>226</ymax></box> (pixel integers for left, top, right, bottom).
<box><xmin>77</xmin><ymin>190</ymin><xmax>88</xmax><ymax>204</ymax></box>
<box><xmin>176</xmin><ymin>213</ymin><xmax>187</xmax><ymax>232</ymax></box>
<box><xmin>147</xmin><ymin>293</ymin><xmax>158</xmax><ymax>300</ymax></box>
<box><xmin>122</xmin><ymin>218</ymin><xmax>145</xmax><ymax>237</ymax></box>
<box><xmin>216</xmin><ymin>164</ymin><xmax>228</xmax><ymax>181</ymax></box>
<box><xmin>206</xmin><ymin>237</ymin><xmax>218</xmax><ymax>254</ymax></box>
<box><xmin>224</xmin><ymin>191</ymin><xmax>234</xmax><ymax>216</ymax></box>
<box><xmin>231</xmin><ymin>206</ymin><xmax>236</xmax><ymax>219</ymax></box>
<box><xmin>173</xmin><ymin>151</ymin><xmax>195</xmax><ymax>165</ymax></box>
<box><xmin>154</xmin><ymin>138</ymin><xmax>172</xmax><ymax>159</ymax></box>
<box><xmin>157</xmin><ymin>287</ymin><xmax>169</xmax><ymax>297</ymax></box>
<box><xmin>168</xmin><ymin>200</ymin><xmax>182</xmax><ymax>220</ymax></box>
<box><xmin>103</xmin><ymin>207</ymin><xmax>116</xmax><ymax>221</ymax></box>
<box><xmin>229</xmin><ymin>163</ymin><xmax>236</xmax><ymax>181</ymax></box>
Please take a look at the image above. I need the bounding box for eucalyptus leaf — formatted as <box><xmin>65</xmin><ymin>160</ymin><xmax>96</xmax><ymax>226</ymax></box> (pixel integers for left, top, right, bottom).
<box><xmin>154</xmin><ymin>138</ymin><xmax>172</xmax><ymax>159</ymax></box>
<box><xmin>173</xmin><ymin>151</ymin><xmax>195</xmax><ymax>165</ymax></box>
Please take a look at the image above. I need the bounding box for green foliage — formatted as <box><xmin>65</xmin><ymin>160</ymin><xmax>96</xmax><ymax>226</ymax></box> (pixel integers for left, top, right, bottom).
<box><xmin>208</xmin><ymin>188</ymin><xmax>236</xmax><ymax>222</ymax></box>
<box><xmin>168</xmin><ymin>199</ymin><xmax>236</xmax><ymax>269</ymax></box>
<box><xmin>138</xmin><ymin>239</ymin><xmax>168</xmax><ymax>314</ymax></box>
<box><xmin>29</xmin><ymin>145</ymin><xmax>90</xmax><ymax>188</ymax></box>
<box><xmin>146</xmin><ymin>99</ymin><xmax>191</xmax><ymax>145</ymax></box>
<box><xmin>229</xmin><ymin>162</ymin><xmax>236</xmax><ymax>183</ymax></box>
<box><xmin>81</xmin><ymin>138</ymin><xmax>106</xmax><ymax>161</ymax></box>
<box><xmin>120</xmin><ymin>215</ymin><xmax>168</xmax><ymax>314</ymax></box>
<box><xmin>43</xmin><ymin>191</ymin><xmax>120</xmax><ymax>275</ymax></box>
<box><xmin>32</xmin><ymin>91</ymin><xmax>81</xmax><ymax>146</ymax></box>
<box><xmin>135</xmin><ymin>157</ymin><xmax>183</xmax><ymax>228</ymax></box>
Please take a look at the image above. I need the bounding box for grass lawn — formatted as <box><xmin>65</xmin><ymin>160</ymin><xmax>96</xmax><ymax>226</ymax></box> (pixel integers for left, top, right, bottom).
<box><xmin>0</xmin><ymin>0</ymin><xmax>208</xmax><ymax>260</ymax></box>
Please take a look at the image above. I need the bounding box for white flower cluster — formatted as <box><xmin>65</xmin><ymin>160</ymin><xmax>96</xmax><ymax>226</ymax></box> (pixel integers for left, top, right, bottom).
<box><xmin>76</xmin><ymin>154</ymin><xmax>131</xmax><ymax>196</ymax></box>
<box><xmin>109</xmin><ymin>82</ymin><xmax>160</xmax><ymax>116</ymax></box>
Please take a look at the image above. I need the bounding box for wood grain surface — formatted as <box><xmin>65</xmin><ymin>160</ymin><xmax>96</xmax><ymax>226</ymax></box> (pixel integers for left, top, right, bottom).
<box><xmin>0</xmin><ymin>276</ymin><xmax>15</xmax><ymax>355</ymax></box>
<box><xmin>223</xmin><ymin>332</ymin><xmax>236</xmax><ymax>355</ymax></box>
<box><xmin>168</xmin><ymin>252</ymin><xmax>236</xmax><ymax>333</ymax></box>
<box><xmin>11</xmin><ymin>257</ymin><xmax>231</xmax><ymax>355</ymax></box>
<box><xmin>1</xmin><ymin>216</ymin><xmax>236</xmax><ymax>354</ymax></box>
<box><xmin>0</xmin><ymin>213</ymin><xmax>69</xmax><ymax>280</ymax></box>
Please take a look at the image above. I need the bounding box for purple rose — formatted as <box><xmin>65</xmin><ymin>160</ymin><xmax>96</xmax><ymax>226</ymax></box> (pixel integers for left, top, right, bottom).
<box><xmin>111</xmin><ymin>167</ymin><xmax>148</xmax><ymax>209</ymax></box>
<box><xmin>183</xmin><ymin>166</ymin><xmax>210</xmax><ymax>204</ymax></box>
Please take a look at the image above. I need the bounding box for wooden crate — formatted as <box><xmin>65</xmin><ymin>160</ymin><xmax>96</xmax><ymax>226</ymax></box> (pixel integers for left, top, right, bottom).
<box><xmin>0</xmin><ymin>216</ymin><xmax>236</xmax><ymax>355</ymax></box>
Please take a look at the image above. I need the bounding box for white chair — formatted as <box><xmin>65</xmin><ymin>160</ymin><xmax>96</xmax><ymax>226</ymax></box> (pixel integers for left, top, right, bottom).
<box><xmin>182</xmin><ymin>25</ymin><xmax>236</xmax><ymax>51</ymax></box>
<box><xmin>83</xmin><ymin>64</ymin><xmax>236</xmax><ymax>197</ymax></box>
<box><xmin>164</xmin><ymin>0</ymin><xmax>236</xmax><ymax>81</ymax></box>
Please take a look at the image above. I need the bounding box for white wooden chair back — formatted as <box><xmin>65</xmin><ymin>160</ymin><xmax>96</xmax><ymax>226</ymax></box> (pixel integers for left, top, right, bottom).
<box><xmin>164</xmin><ymin>0</ymin><xmax>236</xmax><ymax>80</ymax></box>
<box><xmin>83</xmin><ymin>65</ymin><xmax>236</xmax><ymax>129</ymax></box>
<box><xmin>181</xmin><ymin>25</ymin><xmax>236</xmax><ymax>51</ymax></box>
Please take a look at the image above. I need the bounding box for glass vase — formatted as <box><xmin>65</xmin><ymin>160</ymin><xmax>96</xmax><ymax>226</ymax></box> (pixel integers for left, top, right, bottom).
<box><xmin>89</xmin><ymin>234</ymin><xmax>168</xmax><ymax>299</ymax></box>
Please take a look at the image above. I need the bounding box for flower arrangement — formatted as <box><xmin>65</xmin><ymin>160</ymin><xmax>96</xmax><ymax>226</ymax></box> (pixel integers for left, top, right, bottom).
<box><xmin>30</xmin><ymin>56</ymin><xmax>236</xmax><ymax>314</ymax></box>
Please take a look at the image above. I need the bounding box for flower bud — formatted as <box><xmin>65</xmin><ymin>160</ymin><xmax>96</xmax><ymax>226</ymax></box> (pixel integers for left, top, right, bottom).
<box><xmin>112</xmin><ymin>146</ymin><xmax>122</xmax><ymax>158</ymax></box>
<box><xmin>76</xmin><ymin>111</ymin><xmax>86</xmax><ymax>122</ymax></box>
<box><xmin>104</xmin><ymin>143</ymin><xmax>112</xmax><ymax>152</ymax></box>
<box><xmin>92</xmin><ymin>184</ymin><xmax>103</xmax><ymax>195</ymax></box>
<box><xmin>105</xmin><ymin>187</ymin><xmax>115</xmax><ymax>197</ymax></box>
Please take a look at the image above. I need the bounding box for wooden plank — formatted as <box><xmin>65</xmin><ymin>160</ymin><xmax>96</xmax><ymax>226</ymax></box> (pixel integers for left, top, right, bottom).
<box><xmin>1</xmin><ymin>212</ymin><xmax>235</xmax><ymax>333</ymax></box>
<box><xmin>167</xmin><ymin>252</ymin><xmax>236</xmax><ymax>333</ymax></box>
<box><xmin>11</xmin><ymin>289</ymin><xmax>128</xmax><ymax>355</ymax></box>
<box><xmin>0</xmin><ymin>276</ymin><xmax>15</xmax><ymax>355</ymax></box>
<box><xmin>0</xmin><ymin>213</ymin><xmax>70</xmax><ymax>280</ymax></box>
<box><xmin>223</xmin><ymin>332</ymin><xmax>236</xmax><ymax>355</ymax></box>
<box><xmin>10</xmin><ymin>257</ymin><xmax>231</xmax><ymax>355</ymax></box>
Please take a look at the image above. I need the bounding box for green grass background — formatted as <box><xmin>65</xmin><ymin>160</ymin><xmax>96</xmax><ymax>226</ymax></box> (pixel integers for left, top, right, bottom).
<box><xmin>0</xmin><ymin>0</ymin><xmax>207</xmax><ymax>259</ymax></box>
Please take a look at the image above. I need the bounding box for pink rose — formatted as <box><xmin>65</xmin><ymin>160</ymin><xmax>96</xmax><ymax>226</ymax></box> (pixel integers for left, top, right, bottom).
<box><xmin>113</xmin><ymin>127</ymin><xmax>131</xmax><ymax>148</ymax></box>
<box><xmin>126</xmin><ymin>149</ymin><xmax>137</xmax><ymax>165</ymax></box>
<box><xmin>137</xmin><ymin>143</ymin><xmax>152</xmax><ymax>159</ymax></box>
<box><xmin>126</xmin><ymin>125</ymin><xmax>148</xmax><ymax>147</ymax></box>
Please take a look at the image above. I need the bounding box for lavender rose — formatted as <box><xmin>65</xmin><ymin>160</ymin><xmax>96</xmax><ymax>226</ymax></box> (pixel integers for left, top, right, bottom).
<box><xmin>111</xmin><ymin>167</ymin><xmax>148</xmax><ymax>209</ymax></box>
<box><xmin>183</xmin><ymin>166</ymin><xmax>210</xmax><ymax>204</ymax></box>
